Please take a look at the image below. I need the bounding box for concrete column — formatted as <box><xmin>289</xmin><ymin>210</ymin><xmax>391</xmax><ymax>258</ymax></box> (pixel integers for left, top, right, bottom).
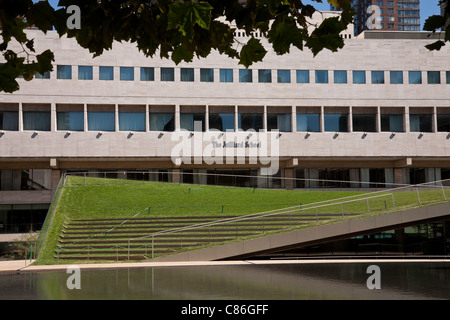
<box><xmin>175</xmin><ymin>104</ymin><xmax>180</xmax><ymax>131</ymax></box>
<box><xmin>320</xmin><ymin>106</ymin><xmax>325</xmax><ymax>132</ymax></box>
<box><xmin>84</xmin><ymin>104</ymin><xmax>88</xmax><ymax>132</ymax></box>
<box><xmin>376</xmin><ymin>106</ymin><xmax>381</xmax><ymax>132</ymax></box>
<box><xmin>115</xmin><ymin>104</ymin><xmax>119</xmax><ymax>132</ymax></box>
<box><xmin>145</xmin><ymin>104</ymin><xmax>150</xmax><ymax>132</ymax></box>
<box><xmin>291</xmin><ymin>106</ymin><xmax>297</xmax><ymax>132</ymax></box>
<box><xmin>394</xmin><ymin>168</ymin><xmax>403</xmax><ymax>185</ymax></box>
<box><xmin>404</xmin><ymin>106</ymin><xmax>410</xmax><ymax>133</ymax></box>
<box><xmin>205</xmin><ymin>105</ymin><xmax>209</xmax><ymax>131</ymax></box>
<box><xmin>172</xmin><ymin>168</ymin><xmax>181</xmax><ymax>183</ymax></box>
<box><xmin>51</xmin><ymin>103</ymin><xmax>57</xmax><ymax>132</ymax></box>
<box><xmin>348</xmin><ymin>106</ymin><xmax>353</xmax><ymax>132</ymax></box>
<box><xmin>18</xmin><ymin>103</ymin><xmax>23</xmax><ymax>132</ymax></box>
<box><xmin>432</xmin><ymin>106</ymin><xmax>437</xmax><ymax>133</ymax></box>
<box><xmin>51</xmin><ymin>169</ymin><xmax>61</xmax><ymax>196</ymax></box>
<box><xmin>235</xmin><ymin>105</ymin><xmax>239</xmax><ymax>131</ymax></box>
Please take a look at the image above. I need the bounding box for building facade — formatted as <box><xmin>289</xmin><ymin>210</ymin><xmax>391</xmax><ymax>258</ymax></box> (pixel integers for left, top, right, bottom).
<box><xmin>0</xmin><ymin>14</ymin><xmax>449</xmax><ymax>237</ymax></box>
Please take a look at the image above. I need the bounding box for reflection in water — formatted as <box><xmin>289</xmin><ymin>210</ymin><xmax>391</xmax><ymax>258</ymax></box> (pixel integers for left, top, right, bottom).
<box><xmin>1</xmin><ymin>262</ymin><xmax>450</xmax><ymax>300</ymax></box>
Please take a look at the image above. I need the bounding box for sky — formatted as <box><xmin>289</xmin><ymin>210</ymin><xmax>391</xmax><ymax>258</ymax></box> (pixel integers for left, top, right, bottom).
<box><xmin>45</xmin><ymin>0</ymin><xmax>441</xmax><ymax>30</ymax></box>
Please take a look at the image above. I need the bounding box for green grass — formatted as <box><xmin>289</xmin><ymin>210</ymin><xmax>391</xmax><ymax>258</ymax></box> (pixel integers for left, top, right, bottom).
<box><xmin>35</xmin><ymin>176</ymin><xmax>450</xmax><ymax>265</ymax></box>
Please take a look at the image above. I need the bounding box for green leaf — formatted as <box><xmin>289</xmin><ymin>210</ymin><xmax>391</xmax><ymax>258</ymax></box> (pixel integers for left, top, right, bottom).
<box><xmin>267</xmin><ymin>17</ymin><xmax>305</xmax><ymax>55</ymax></box>
<box><xmin>26</xmin><ymin>1</ymin><xmax>55</xmax><ymax>33</ymax></box>
<box><xmin>172</xmin><ymin>44</ymin><xmax>194</xmax><ymax>65</ymax></box>
<box><xmin>239</xmin><ymin>37</ymin><xmax>267</xmax><ymax>68</ymax></box>
<box><xmin>167</xmin><ymin>1</ymin><xmax>214</xmax><ymax>39</ymax></box>
<box><xmin>423</xmin><ymin>15</ymin><xmax>447</xmax><ymax>31</ymax></box>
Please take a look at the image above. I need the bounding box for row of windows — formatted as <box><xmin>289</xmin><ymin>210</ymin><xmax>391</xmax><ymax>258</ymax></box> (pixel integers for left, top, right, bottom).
<box><xmin>1</xmin><ymin>109</ymin><xmax>449</xmax><ymax>133</ymax></box>
<box><xmin>35</xmin><ymin>66</ymin><xmax>450</xmax><ymax>85</ymax></box>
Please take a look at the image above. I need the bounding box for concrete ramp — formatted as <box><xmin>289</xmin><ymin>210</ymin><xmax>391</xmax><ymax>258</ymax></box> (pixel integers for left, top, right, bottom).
<box><xmin>154</xmin><ymin>202</ymin><xmax>450</xmax><ymax>262</ymax></box>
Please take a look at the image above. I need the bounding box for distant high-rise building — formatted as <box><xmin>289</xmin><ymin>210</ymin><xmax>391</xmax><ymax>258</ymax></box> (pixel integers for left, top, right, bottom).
<box><xmin>331</xmin><ymin>0</ymin><xmax>420</xmax><ymax>36</ymax></box>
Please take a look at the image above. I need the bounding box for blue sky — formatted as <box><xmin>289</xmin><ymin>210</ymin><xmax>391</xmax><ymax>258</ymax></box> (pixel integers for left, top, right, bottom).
<box><xmin>45</xmin><ymin>0</ymin><xmax>441</xmax><ymax>30</ymax></box>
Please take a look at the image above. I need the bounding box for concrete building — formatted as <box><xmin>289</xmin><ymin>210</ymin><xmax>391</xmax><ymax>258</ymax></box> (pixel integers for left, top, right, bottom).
<box><xmin>0</xmin><ymin>12</ymin><xmax>449</xmax><ymax>238</ymax></box>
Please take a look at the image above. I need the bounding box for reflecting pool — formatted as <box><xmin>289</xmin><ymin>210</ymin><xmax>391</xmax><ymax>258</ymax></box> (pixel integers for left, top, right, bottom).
<box><xmin>1</xmin><ymin>262</ymin><xmax>450</xmax><ymax>300</ymax></box>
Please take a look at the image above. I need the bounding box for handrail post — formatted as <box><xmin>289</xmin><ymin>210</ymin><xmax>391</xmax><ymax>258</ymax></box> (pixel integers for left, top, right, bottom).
<box><xmin>442</xmin><ymin>183</ymin><xmax>447</xmax><ymax>200</ymax></box>
<box><xmin>366</xmin><ymin>198</ymin><xmax>370</xmax><ymax>214</ymax></box>
<box><xmin>416</xmin><ymin>187</ymin><xmax>421</xmax><ymax>204</ymax></box>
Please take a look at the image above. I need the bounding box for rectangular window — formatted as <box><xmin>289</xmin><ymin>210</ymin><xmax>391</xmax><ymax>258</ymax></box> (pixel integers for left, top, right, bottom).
<box><xmin>149</xmin><ymin>113</ymin><xmax>174</xmax><ymax>132</ymax></box>
<box><xmin>427</xmin><ymin>71</ymin><xmax>441</xmax><ymax>84</ymax></box>
<box><xmin>239</xmin><ymin>69</ymin><xmax>253</xmax><ymax>83</ymax></box>
<box><xmin>88</xmin><ymin>112</ymin><xmax>115</xmax><ymax>131</ymax></box>
<box><xmin>267</xmin><ymin>114</ymin><xmax>291</xmax><ymax>132</ymax></box>
<box><xmin>315</xmin><ymin>70</ymin><xmax>328</xmax><ymax>83</ymax></box>
<box><xmin>381</xmin><ymin>114</ymin><xmax>403</xmax><ymax>132</ymax></box>
<box><xmin>409</xmin><ymin>71</ymin><xmax>422</xmax><ymax>84</ymax></box>
<box><xmin>23</xmin><ymin>112</ymin><xmax>51</xmax><ymax>131</ymax></box>
<box><xmin>120</xmin><ymin>67</ymin><xmax>134</xmax><ymax>81</ymax></box>
<box><xmin>353</xmin><ymin>114</ymin><xmax>377</xmax><ymax>132</ymax></box>
<box><xmin>140</xmin><ymin>67</ymin><xmax>154</xmax><ymax>81</ymax></box>
<box><xmin>220</xmin><ymin>69</ymin><xmax>233</xmax><ymax>83</ymax></box>
<box><xmin>209</xmin><ymin>113</ymin><xmax>235</xmax><ymax>131</ymax></box>
<box><xmin>78</xmin><ymin>66</ymin><xmax>93</xmax><ymax>80</ymax></box>
<box><xmin>324</xmin><ymin>114</ymin><xmax>348</xmax><ymax>132</ymax></box>
<box><xmin>57</xmin><ymin>65</ymin><xmax>72</xmax><ymax>80</ymax></box>
<box><xmin>277</xmin><ymin>70</ymin><xmax>291</xmax><ymax>83</ymax></box>
<box><xmin>353</xmin><ymin>71</ymin><xmax>366</xmax><ymax>84</ymax></box>
<box><xmin>119</xmin><ymin>112</ymin><xmax>145</xmax><ymax>131</ymax></box>
<box><xmin>447</xmin><ymin>71</ymin><xmax>450</xmax><ymax>84</ymax></box>
<box><xmin>297</xmin><ymin>114</ymin><xmax>320</xmax><ymax>132</ymax></box>
<box><xmin>371</xmin><ymin>71</ymin><xmax>385</xmax><ymax>84</ymax></box>
<box><xmin>180</xmin><ymin>68</ymin><xmax>194</xmax><ymax>82</ymax></box>
<box><xmin>410</xmin><ymin>114</ymin><xmax>432</xmax><ymax>132</ymax></box>
<box><xmin>437</xmin><ymin>114</ymin><xmax>450</xmax><ymax>132</ymax></box>
<box><xmin>238</xmin><ymin>113</ymin><xmax>263</xmax><ymax>131</ymax></box>
<box><xmin>35</xmin><ymin>71</ymin><xmax>50</xmax><ymax>79</ymax></box>
<box><xmin>0</xmin><ymin>111</ymin><xmax>18</xmax><ymax>131</ymax></box>
<box><xmin>390</xmin><ymin>71</ymin><xmax>403</xmax><ymax>84</ymax></box>
<box><xmin>334</xmin><ymin>70</ymin><xmax>347</xmax><ymax>84</ymax></box>
<box><xmin>57</xmin><ymin>112</ymin><xmax>84</xmax><ymax>131</ymax></box>
<box><xmin>258</xmin><ymin>69</ymin><xmax>272</xmax><ymax>83</ymax></box>
<box><xmin>296</xmin><ymin>70</ymin><xmax>310</xmax><ymax>83</ymax></box>
<box><xmin>200</xmin><ymin>68</ymin><xmax>214</xmax><ymax>82</ymax></box>
<box><xmin>161</xmin><ymin>68</ymin><xmax>174</xmax><ymax>81</ymax></box>
<box><xmin>99</xmin><ymin>66</ymin><xmax>114</xmax><ymax>80</ymax></box>
<box><xmin>180</xmin><ymin>113</ymin><xmax>205</xmax><ymax>131</ymax></box>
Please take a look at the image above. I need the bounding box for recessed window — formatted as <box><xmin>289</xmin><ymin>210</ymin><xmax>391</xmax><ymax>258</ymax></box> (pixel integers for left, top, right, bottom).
<box><xmin>161</xmin><ymin>68</ymin><xmax>174</xmax><ymax>81</ymax></box>
<box><xmin>149</xmin><ymin>113</ymin><xmax>174</xmax><ymax>131</ymax></box>
<box><xmin>371</xmin><ymin>71</ymin><xmax>385</xmax><ymax>84</ymax></box>
<box><xmin>324</xmin><ymin>113</ymin><xmax>348</xmax><ymax>132</ymax></box>
<box><xmin>57</xmin><ymin>112</ymin><xmax>84</xmax><ymax>131</ymax></box>
<box><xmin>35</xmin><ymin>72</ymin><xmax>50</xmax><ymax>79</ymax></box>
<box><xmin>200</xmin><ymin>68</ymin><xmax>214</xmax><ymax>82</ymax></box>
<box><xmin>297</xmin><ymin>113</ymin><xmax>320</xmax><ymax>132</ymax></box>
<box><xmin>140</xmin><ymin>67</ymin><xmax>154</xmax><ymax>81</ymax></box>
<box><xmin>381</xmin><ymin>114</ymin><xmax>403</xmax><ymax>132</ymax></box>
<box><xmin>119</xmin><ymin>112</ymin><xmax>145</xmax><ymax>131</ymax></box>
<box><xmin>88</xmin><ymin>112</ymin><xmax>115</xmax><ymax>131</ymax></box>
<box><xmin>220</xmin><ymin>69</ymin><xmax>233</xmax><ymax>83</ymax></box>
<box><xmin>258</xmin><ymin>69</ymin><xmax>272</xmax><ymax>83</ymax></box>
<box><xmin>209</xmin><ymin>113</ymin><xmax>235</xmax><ymax>131</ymax></box>
<box><xmin>353</xmin><ymin>114</ymin><xmax>377</xmax><ymax>132</ymax></box>
<box><xmin>180</xmin><ymin>68</ymin><xmax>194</xmax><ymax>82</ymax></box>
<box><xmin>78</xmin><ymin>66</ymin><xmax>93</xmax><ymax>80</ymax></box>
<box><xmin>410</xmin><ymin>114</ymin><xmax>432</xmax><ymax>132</ymax></box>
<box><xmin>239</xmin><ymin>69</ymin><xmax>253</xmax><ymax>83</ymax></box>
<box><xmin>315</xmin><ymin>70</ymin><xmax>328</xmax><ymax>83</ymax></box>
<box><xmin>23</xmin><ymin>111</ymin><xmax>51</xmax><ymax>131</ymax></box>
<box><xmin>0</xmin><ymin>111</ymin><xmax>18</xmax><ymax>131</ymax></box>
<box><xmin>409</xmin><ymin>71</ymin><xmax>422</xmax><ymax>84</ymax></box>
<box><xmin>296</xmin><ymin>70</ymin><xmax>310</xmax><ymax>83</ymax></box>
<box><xmin>99</xmin><ymin>66</ymin><xmax>114</xmax><ymax>81</ymax></box>
<box><xmin>427</xmin><ymin>71</ymin><xmax>441</xmax><ymax>84</ymax></box>
<box><xmin>446</xmin><ymin>71</ymin><xmax>450</xmax><ymax>84</ymax></box>
<box><xmin>334</xmin><ymin>70</ymin><xmax>347</xmax><ymax>84</ymax></box>
<box><xmin>437</xmin><ymin>113</ymin><xmax>450</xmax><ymax>132</ymax></box>
<box><xmin>180</xmin><ymin>113</ymin><xmax>205</xmax><ymax>131</ymax></box>
<box><xmin>238</xmin><ymin>113</ymin><xmax>263</xmax><ymax>131</ymax></box>
<box><xmin>57</xmin><ymin>65</ymin><xmax>72</xmax><ymax>80</ymax></box>
<box><xmin>277</xmin><ymin>70</ymin><xmax>291</xmax><ymax>83</ymax></box>
<box><xmin>390</xmin><ymin>71</ymin><xmax>403</xmax><ymax>84</ymax></box>
<box><xmin>120</xmin><ymin>67</ymin><xmax>134</xmax><ymax>81</ymax></box>
<box><xmin>353</xmin><ymin>71</ymin><xmax>366</xmax><ymax>84</ymax></box>
<box><xmin>267</xmin><ymin>113</ymin><xmax>291</xmax><ymax>132</ymax></box>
